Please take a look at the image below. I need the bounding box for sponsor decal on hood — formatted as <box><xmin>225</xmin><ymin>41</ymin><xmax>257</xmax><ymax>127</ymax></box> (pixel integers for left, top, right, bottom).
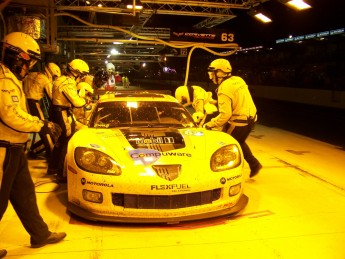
<box><xmin>121</xmin><ymin>128</ymin><xmax>185</xmax><ymax>152</ymax></box>
<box><xmin>128</xmin><ymin>148</ymin><xmax>161</xmax><ymax>165</ymax></box>
<box><xmin>128</xmin><ymin>149</ymin><xmax>192</xmax><ymax>166</ymax></box>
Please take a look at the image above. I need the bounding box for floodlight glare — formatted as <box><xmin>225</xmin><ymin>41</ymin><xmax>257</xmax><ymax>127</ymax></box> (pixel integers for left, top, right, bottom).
<box><xmin>248</xmin><ymin>7</ymin><xmax>272</xmax><ymax>23</ymax></box>
<box><xmin>280</xmin><ymin>0</ymin><xmax>312</xmax><ymax>10</ymax></box>
<box><xmin>122</xmin><ymin>0</ymin><xmax>143</xmax><ymax>10</ymax></box>
<box><xmin>254</xmin><ymin>13</ymin><xmax>272</xmax><ymax>23</ymax></box>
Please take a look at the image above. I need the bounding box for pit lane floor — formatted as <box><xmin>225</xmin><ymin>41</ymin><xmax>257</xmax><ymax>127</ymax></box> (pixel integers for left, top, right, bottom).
<box><xmin>1</xmin><ymin>123</ymin><xmax>345</xmax><ymax>259</ymax></box>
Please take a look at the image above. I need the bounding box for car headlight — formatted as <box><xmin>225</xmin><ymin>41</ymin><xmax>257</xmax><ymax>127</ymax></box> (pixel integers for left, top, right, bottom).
<box><xmin>210</xmin><ymin>144</ymin><xmax>241</xmax><ymax>172</ymax></box>
<box><xmin>74</xmin><ymin>147</ymin><xmax>122</xmax><ymax>175</ymax></box>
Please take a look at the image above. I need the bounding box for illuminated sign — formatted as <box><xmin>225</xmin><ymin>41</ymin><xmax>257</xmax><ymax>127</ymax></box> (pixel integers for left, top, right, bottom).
<box><xmin>170</xmin><ymin>27</ymin><xmax>235</xmax><ymax>44</ymax></box>
<box><xmin>330</xmin><ymin>28</ymin><xmax>345</xmax><ymax>35</ymax></box>
<box><xmin>276</xmin><ymin>27</ymin><xmax>344</xmax><ymax>44</ymax></box>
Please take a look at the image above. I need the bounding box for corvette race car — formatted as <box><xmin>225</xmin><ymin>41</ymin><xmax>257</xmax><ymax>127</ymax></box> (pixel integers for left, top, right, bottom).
<box><xmin>66</xmin><ymin>91</ymin><xmax>248</xmax><ymax>223</ymax></box>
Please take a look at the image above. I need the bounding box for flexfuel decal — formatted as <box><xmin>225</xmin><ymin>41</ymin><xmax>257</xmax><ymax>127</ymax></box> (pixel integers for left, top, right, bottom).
<box><xmin>151</xmin><ymin>184</ymin><xmax>191</xmax><ymax>192</ymax></box>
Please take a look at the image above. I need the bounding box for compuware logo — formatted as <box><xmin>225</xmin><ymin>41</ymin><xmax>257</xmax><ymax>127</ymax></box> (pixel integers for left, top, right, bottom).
<box><xmin>129</xmin><ymin>148</ymin><xmax>161</xmax><ymax>165</ymax></box>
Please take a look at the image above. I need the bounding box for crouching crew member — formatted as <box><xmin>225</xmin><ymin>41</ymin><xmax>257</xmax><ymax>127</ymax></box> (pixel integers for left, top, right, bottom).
<box><xmin>175</xmin><ymin>85</ymin><xmax>217</xmax><ymax>126</ymax></box>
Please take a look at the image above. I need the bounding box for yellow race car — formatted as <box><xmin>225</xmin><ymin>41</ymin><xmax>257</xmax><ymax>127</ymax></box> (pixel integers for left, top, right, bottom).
<box><xmin>66</xmin><ymin>91</ymin><xmax>248</xmax><ymax>223</ymax></box>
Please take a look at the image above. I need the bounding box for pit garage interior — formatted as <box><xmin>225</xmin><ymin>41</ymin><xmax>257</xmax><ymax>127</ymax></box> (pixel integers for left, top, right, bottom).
<box><xmin>1</xmin><ymin>0</ymin><xmax>254</xmax><ymax>70</ymax></box>
<box><xmin>1</xmin><ymin>0</ymin><xmax>345</xmax><ymax>258</ymax></box>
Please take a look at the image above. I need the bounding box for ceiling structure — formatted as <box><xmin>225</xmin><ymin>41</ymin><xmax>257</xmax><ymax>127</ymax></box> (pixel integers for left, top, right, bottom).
<box><xmin>1</xmin><ymin>0</ymin><xmax>343</xmax><ymax>71</ymax></box>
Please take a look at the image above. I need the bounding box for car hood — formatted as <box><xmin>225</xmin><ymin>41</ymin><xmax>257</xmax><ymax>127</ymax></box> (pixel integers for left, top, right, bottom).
<box><xmin>72</xmin><ymin>127</ymin><xmax>210</xmax><ymax>161</ymax></box>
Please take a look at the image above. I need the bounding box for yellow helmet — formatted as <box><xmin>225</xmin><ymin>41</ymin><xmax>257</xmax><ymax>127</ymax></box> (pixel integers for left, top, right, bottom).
<box><xmin>207</xmin><ymin>58</ymin><xmax>232</xmax><ymax>85</ymax></box>
<box><xmin>2</xmin><ymin>32</ymin><xmax>41</xmax><ymax>79</ymax></box>
<box><xmin>208</xmin><ymin>58</ymin><xmax>232</xmax><ymax>73</ymax></box>
<box><xmin>68</xmin><ymin>59</ymin><xmax>89</xmax><ymax>77</ymax></box>
<box><xmin>3</xmin><ymin>32</ymin><xmax>41</xmax><ymax>62</ymax></box>
<box><xmin>175</xmin><ymin>85</ymin><xmax>192</xmax><ymax>106</ymax></box>
<box><xmin>45</xmin><ymin>62</ymin><xmax>61</xmax><ymax>81</ymax></box>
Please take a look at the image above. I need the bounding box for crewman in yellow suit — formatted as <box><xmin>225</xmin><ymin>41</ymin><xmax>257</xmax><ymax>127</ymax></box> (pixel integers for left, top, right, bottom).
<box><xmin>74</xmin><ymin>81</ymin><xmax>94</xmax><ymax>124</ymax></box>
<box><xmin>204</xmin><ymin>58</ymin><xmax>262</xmax><ymax>178</ymax></box>
<box><xmin>48</xmin><ymin>59</ymin><xmax>89</xmax><ymax>182</ymax></box>
<box><xmin>0</xmin><ymin>32</ymin><xmax>66</xmax><ymax>254</ymax></box>
<box><xmin>175</xmin><ymin>85</ymin><xmax>217</xmax><ymax>126</ymax></box>
<box><xmin>23</xmin><ymin>62</ymin><xmax>61</xmax><ymax>157</ymax></box>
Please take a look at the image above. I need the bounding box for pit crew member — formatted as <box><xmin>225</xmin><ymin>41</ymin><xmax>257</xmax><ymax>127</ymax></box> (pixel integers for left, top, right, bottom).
<box><xmin>204</xmin><ymin>58</ymin><xmax>262</xmax><ymax>178</ymax></box>
<box><xmin>0</xmin><ymin>31</ymin><xmax>66</xmax><ymax>250</ymax></box>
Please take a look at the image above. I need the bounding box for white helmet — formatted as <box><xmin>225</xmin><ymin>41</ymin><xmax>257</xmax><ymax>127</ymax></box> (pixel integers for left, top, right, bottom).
<box><xmin>2</xmin><ymin>32</ymin><xmax>41</xmax><ymax>79</ymax></box>
<box><xmin>106</xmin><ymin>62</ymin><xmax>115</xmax><ymax>73</ymax></box>
<box><xmin>45</xmin><ymin>62</ymin><xmax>61</xmax><ymax>81</ymax></box>
<box><xmin>68</xmin><ymin>59</ymin><xmax>89</xmax><ymax>78</ymax></box>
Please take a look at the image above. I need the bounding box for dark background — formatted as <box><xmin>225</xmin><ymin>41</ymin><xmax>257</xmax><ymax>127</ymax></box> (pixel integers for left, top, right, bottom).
<box><xmin>254</xmin><ymin>97</ymin><xmax>345</xmax><ymax>150</ymax></box>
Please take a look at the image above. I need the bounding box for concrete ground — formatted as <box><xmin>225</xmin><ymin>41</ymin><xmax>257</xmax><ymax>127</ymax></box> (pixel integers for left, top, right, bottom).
<box><xmin>1</xmin><ymin>122</ymin><xmax>345</xmax><ymax>259</ymax></box>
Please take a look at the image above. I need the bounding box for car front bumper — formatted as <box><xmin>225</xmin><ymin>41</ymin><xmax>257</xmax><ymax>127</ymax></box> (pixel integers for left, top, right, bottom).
<box><xmin>67</xmin><ymin>193</ymin><xmax>248</xmax><ymax>224</ymax></box>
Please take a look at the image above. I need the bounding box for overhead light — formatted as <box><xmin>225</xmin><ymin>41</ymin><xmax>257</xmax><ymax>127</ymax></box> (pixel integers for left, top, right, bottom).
<box><xmin>248</xmin><ymin>9</ymin><xmax>272</xmax><ymax>23</ymax></box>
<box><xmin>110</xmin><ymin>48</ymin><xmax>119</xmax><ymax>55</ymax></box>
<box><xmin>280</xmin><ymin>0</ymin><xmax>311</xmax><ymax>10</ymax></box>
<box><xmin>121</xmin><ymin>0</ymin><xmax>143</xmax><ymax>10</ymax></box>
<box><xmin>254</xmin><ymin>13</ymin><xmax>272</xmax><ymax>23</ymax></box>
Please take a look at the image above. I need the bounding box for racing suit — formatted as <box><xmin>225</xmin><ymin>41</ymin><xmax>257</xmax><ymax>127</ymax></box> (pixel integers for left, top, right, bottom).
<box><xmin>23</xmin><ymin>72</ymin><xmax>54</xmax><ymax>156</ymax></box>
<box><xmin>82</xmin><ymin>74</ymin><xmax>94</xmax><ymax>87</ymax></box>
<box><xmin>204</xmin><ymin>76</ymin><xmax>261</xmax><ymax>173</ymax></box>
<box><xmin>48</xmin><ymin>75</ymin><xmax>86</xmax><ymax>179</ymax></box>
<box><xmin>0</xmin><ymin>63</ymin><xmax>53</xmax><ymax>244</ymax></box>
<box><xmin>106</xmin><ymin>74</ymin><xmax>116</xmax><ymax>90</ymax></box>
<box><xmin>190</xmin><ymin>85</ymin><xmax>217</xmax><ymax>125</ymax></box>
<box><xmin>74</xmin><ymin>81</ymin><xmax>94</xmax><ymax>124</ymax></box>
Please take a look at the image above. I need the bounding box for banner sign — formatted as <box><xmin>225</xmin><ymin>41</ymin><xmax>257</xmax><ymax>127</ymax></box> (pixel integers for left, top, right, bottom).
<box><xmin>170</xmin><ymin>27</ymin><xmax>235</xmax><ymax>44</ymax></box>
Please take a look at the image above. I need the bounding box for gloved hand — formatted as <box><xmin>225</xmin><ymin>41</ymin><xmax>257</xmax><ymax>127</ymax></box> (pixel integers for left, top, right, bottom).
<box><xmin>40</xmin><ymin>121</ymin><xmax>62</xmax><ymax>142</ymax></box>
<box><xmin>77</xmin><ymin>82</ymin><xmax>94</xmax><ymax>98</ymax></box>
<box><xmin>192</xmin><ymin>112</ymin><xmax>204</xmax><ymax>123</ymax></box>
<box><xmin>203</xmin><ymin>123</ymin><xmax>212</xmax><ymax>130</ymax></box>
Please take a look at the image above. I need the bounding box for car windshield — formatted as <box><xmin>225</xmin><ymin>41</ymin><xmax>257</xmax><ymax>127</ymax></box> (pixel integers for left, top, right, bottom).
<box><xmin>89</xmin><ymin>101</ymin><xmax>196</xmax><ymax>128</ymax></box>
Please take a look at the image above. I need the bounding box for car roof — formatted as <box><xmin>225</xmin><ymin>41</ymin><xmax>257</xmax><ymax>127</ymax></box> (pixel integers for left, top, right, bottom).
<box><xmin>96</xmin><ymin>90</ymin><xmax>178</xmax><ymax>103</ymax></box>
